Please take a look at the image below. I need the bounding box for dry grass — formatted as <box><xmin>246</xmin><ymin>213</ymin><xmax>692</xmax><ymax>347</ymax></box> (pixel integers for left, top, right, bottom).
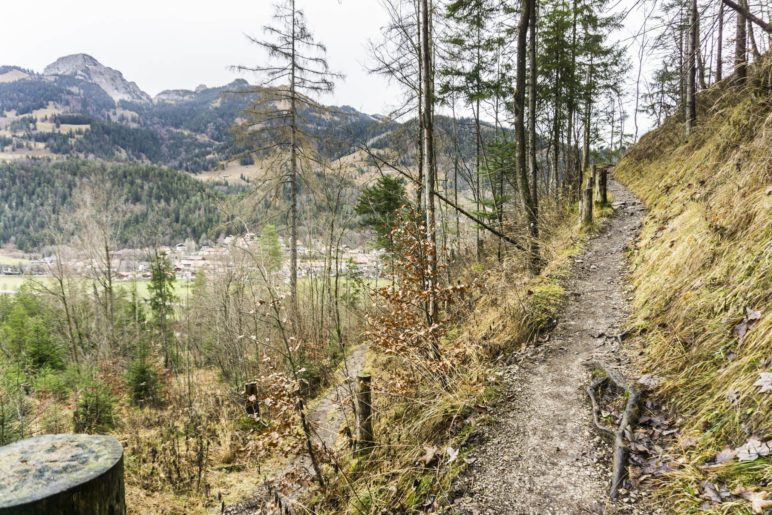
<box><xmin>309</xmin><ymin>198</ymin><xmax>612</xmax><ymax>512</ymax></box>
<box><xmin>614</xmin><ymin>56</ymin><xmax>771</xmax><ymax>512</ymax></box>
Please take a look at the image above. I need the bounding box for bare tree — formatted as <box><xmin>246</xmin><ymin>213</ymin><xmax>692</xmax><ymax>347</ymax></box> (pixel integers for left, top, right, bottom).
<box><xmin>236</xmin><ymin>0</ymin><xmax>342</xmax><ymax>320</ymax></box>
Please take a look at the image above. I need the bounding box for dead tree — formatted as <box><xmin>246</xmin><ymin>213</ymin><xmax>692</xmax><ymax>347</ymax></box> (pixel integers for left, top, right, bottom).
<box><xmin>235</xmin><ymin>0</ymin><xmax>341</xmax><ymax>320</ymax></box>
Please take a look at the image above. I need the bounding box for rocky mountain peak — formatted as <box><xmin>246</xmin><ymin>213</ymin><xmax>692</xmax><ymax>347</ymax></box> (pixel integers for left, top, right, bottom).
<box><xmin>44</xmin><ymin>54</ymin><xmax>152</xmax><ymax>105</ymax></box>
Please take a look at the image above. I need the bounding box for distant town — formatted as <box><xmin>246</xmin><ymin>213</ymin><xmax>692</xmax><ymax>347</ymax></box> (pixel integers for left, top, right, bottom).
<box><xmin>0</xmin><ymin>233</ymin><xmax>385</xmax><ymax>293</ymax></box>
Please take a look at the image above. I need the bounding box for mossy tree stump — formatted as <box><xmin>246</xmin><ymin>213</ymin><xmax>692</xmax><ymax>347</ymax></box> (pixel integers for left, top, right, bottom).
<box><xmin>0</xmin><ymin>434</ymin><xmax>125</xmax><ymax>515</ymax></box>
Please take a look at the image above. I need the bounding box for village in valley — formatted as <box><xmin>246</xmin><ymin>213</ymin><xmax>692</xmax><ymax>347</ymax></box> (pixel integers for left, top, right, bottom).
<box><xmin>0</xmin><ymin>233</ymin><xmax>385</xmax><ymax>295</ymax></box>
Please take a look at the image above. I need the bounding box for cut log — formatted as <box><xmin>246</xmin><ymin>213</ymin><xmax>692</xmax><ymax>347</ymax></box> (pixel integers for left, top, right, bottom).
<box><xmin>0</xmin><ymin>434</ymin><xmax>125</xmax><ymax>515</ymax></box>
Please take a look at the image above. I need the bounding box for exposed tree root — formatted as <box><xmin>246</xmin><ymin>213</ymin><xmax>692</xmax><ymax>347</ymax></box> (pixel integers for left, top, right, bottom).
<box><xmin>585</xmin><ymin>361</ymin><xmax>643</xmax><ymax>500</ymax></box>
<box><xmin>586</xmin><ymin>377</ymin><xmax>616</xmax><ymax>438</ymax></box>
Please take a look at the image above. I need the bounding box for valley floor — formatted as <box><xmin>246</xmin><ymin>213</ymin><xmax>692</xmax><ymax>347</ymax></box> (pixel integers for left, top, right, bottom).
<box><xmin>451</xmin><ymin>178</ymin><xmax>653</xmax><ymax>514</ymax></box>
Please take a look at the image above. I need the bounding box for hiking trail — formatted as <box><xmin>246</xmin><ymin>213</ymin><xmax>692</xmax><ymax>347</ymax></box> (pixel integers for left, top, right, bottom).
<box><xmin>451</xmin><ymin>177</ymin><xmax>651</xmax><ymax>514</ymax></box>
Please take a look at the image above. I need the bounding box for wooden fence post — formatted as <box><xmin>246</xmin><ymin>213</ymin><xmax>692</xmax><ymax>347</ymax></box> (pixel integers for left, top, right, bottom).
<box><xmin>356</xmin><ymin>374</ymin><xmax>373</xmax><ymax>456</ymax></box>
<box><xmin>592</xmin><ymin>164</ymin><xmax>598</xmax><ymax>200</ymax></box>
<box><xmin>581</xmin><ymin>185</ymin><xmax>593</xmax><ymax>226</ymax></box>
<box><xmin>599</xmin><ymin>168</ymin><xmax>608</xmax><ymax>206</ymax></box>
<box><xmin>0</xmin><ymin>434</ymin><xmax>125</xmax><ymax>515</ymax></box>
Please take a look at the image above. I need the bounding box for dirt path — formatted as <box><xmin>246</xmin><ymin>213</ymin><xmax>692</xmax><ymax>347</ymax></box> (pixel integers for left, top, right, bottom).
<box><xmin>451</xmin><ymin>178</ymin><xmax>645</xmax><ymax>514</ymax></box>
<box><xmin>223</xmin><ymin>344</ymin><xmax>367</xmax><ymax>514</ymax></box>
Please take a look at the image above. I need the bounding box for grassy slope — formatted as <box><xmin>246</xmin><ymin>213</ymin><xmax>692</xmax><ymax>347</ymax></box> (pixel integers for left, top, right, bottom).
<box><xmin>614</xmin><ymin>58</ymin><xmax>771</xmax><ymax>512</ymax></box>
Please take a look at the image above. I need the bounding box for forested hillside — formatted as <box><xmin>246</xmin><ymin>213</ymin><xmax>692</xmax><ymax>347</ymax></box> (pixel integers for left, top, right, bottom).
<box><xmin>0</xmin><ymin>160</ymin><xmax>234</xmax><ymax>250</ymax></box>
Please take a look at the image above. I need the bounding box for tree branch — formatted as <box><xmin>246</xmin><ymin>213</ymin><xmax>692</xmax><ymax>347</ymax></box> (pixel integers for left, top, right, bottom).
<box><xmin>721</xmin><ymin>0</ymin><xmax>772</xmax><ymax>33</ymax></box>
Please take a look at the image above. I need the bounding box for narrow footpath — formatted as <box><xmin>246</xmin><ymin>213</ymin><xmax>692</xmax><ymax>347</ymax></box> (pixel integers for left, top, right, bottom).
<box><xmin>223</xmin><ymin>344</ymin><xmax>367</xmax><ymax>514</ymax></box>
<box><xmin>451</xmin><ymin>177</ymin><xmax>647</xmax><ymax>514</ymax></box>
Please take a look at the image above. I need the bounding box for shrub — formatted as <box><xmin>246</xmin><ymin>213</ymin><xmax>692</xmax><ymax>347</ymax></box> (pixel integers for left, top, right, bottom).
<box><xmin>33</xmin><ymin>367</ymin><xmax>78</xmax><ymax>401</ymax></box>
<box><xmin>126</xmin><ymin>358</ymin><xmax>162</xmax><ymax>406</ymax></box>
<box><xmin>73</xmin><ymin>377</ymin><xmax>116</xmax><ymax>433</ymax></box>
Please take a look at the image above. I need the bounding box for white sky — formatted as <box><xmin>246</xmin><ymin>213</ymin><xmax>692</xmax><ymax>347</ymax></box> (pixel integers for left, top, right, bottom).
<box><xmin>0</xmin><ymin>0</ymin><xmax>401</xmax><ymax>115</ymax></box>
<box><xmin>1</xmin><ymin>0</ymin><xmax>659</xmax><ymax>133</ymax></box>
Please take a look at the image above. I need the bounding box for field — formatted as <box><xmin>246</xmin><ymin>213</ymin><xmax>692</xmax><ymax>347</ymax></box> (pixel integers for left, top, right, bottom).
<box><xmin>0</xmin><ymin>276</ymin><xmax>193</xmax><ymax>300</ymax></box>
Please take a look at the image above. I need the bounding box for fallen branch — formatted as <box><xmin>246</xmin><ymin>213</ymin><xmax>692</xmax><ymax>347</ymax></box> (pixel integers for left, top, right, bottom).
<box><xmin>585</xmin><ymin>361</ymin><xmax>643</xmax><ymax>500</ymax></box>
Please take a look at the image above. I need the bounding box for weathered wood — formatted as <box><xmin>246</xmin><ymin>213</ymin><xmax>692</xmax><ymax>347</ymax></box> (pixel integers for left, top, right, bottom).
<box><xmin>356</xmin><ymin>374</ymin><xmax>373</xmax><ymax>456</ymax></box>
<box><xmin>0</xmin><ymin>434</ymin><xmax>125</xmax><ymax>515</ymax></box>
<box><xmin>581</xmin><ymin>186</ymin><xmax>593</xmax><ymax>226</ymax></box>
<box><xmin>599</xmin><ymin>168</ymin><xmax>608</xmax><ymax>206</ymax></box>
<box><xmin>244</xmin><ymin>382</ymin><xmax>259</xmax><ymax>416</ymax></box>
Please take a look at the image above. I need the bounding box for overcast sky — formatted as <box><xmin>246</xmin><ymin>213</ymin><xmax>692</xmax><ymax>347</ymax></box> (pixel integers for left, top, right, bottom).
<box><xmin>1</xmin><ymin>0</ymin><xmax>403</xmax><ymax>115</ymax></box>
<box><xmin>1</xmin><ymin>0</ymin><xmax>656</xmax><ymax>131</ymax></box>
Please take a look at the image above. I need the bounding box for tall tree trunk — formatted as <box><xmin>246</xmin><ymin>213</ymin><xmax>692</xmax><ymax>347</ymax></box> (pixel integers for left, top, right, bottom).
<box><xmin>420</xmin><ymin>0</ymin><xmax>438</xmax><ymax>330</ymax></box>
<box><xmin>528</xmin><ymin>0</ymin><xmax>539</xmax><ymax>210</ymax></box>
<box><xmin>581</xmin><ymin>63</ymin><xmax>592</xmax><ymax>190</ymax></box>
<box><xmin>552</xmin><ymin>68</ymin><xmax>561</xmax><ymax>198</ymax></box>
<box><xmin>289</xmin><ymin>0</ymin><xmax>299</xmax><ymax>321</ymax></box>
<box><xmin>566</xmin><ymin>0</ymin><xmax>578</xmax><ymax>199</ymax></box>
<box><xmin>686</xmin><ymin>0</ymin><xmax>698</xmax><ymax>135</ymax></box>
<box><xmin>516</xmin><ymin>0</ymin><xmax>540</xmax><ymax>274</ymax></box>
<box><xmin>717</xmin><ymin>0</ymin><xmax>725</xmax><ymax>82</ymax></box>
<box><xmin>735</xmin><ymin>8</ymin><xmax>747</xmax><ymax>83</ymax></box>
<box><xmin>416</xmin><ymin>0</ymin><xmax>424</xmax><ymax>210</ymax></box>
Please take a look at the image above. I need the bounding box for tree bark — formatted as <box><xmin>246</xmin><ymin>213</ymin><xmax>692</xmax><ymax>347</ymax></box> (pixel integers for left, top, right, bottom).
<box><xmin>735</xmin><ymin>7</ymin><xmax>748</xmax><ymax>84</ymax></box>
<box><xmin>419</xmin><ymin>0</ymin><xmax>438</xmax><ymax>327</ymax></box>
<box><xmin>528</xmin><ymin>0</ymin><xmax>539</xmax><ymax>213</ymax></box>
<box><xmin>716</xmin><ymin>1</ymin><xmax>725</xmax><ymax>82</ymax></box>
<box><xmin>289</xmin><ymin>0</ymin><xmax>299</xmax><ymax>319</ymax></box>
<box><xmin>516</xmin><ymin>0</ymin><xmax>540</xmax><ymax>274</ymax></box>
<box><xmin>686</xmin><ymin>0</ymin><xmax>698</xmax><ymax>135</ymax></box>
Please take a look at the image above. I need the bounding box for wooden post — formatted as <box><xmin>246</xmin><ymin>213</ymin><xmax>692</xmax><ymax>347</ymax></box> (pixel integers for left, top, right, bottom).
<box><xmin>581</xmin><ymin>186</ymin><xmax>593</xmax><ymax>226</ymax></box>
<box><xmin>592</xmin><ymin>164</ymin><xmax>598</xmax><ymax>200</ymax></box>
<box><xmin>356</xmin><ymin>374</ymin><xmax>373</xmax><ymax>455</ymax></box>
<box><xmin>599</xmin><ymin>168</ymin><xmax>608</xmax><ymax>206</ymax></box>
<box><xmin>0</xmin><ymin>434</ymin><xmax>125</xmax><ymax>515</ymax></box>
<box><xmin>244</xmin><ymin>382</ymin><xmax>259</xmax><ymax>416</ymax></box>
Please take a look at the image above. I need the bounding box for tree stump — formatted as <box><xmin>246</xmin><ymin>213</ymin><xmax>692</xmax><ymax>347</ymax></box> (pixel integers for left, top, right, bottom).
<box><xmin>244</xmin><ymin>382</ymin><xmax>259</xmax><ymax>416</ymax></box>
<box><xmin>0</xmin><ymin>434</ymin><xmax>125</xmax><ymax>515</ymax></box>
<box><xmin>356</xmin><ymin>375</ymin><xmax>373</xmax><ymax>456</ymax></box>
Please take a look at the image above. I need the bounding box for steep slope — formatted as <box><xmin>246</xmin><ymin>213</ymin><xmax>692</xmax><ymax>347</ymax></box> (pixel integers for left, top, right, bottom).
<box><xmin>614</xmin><ymin>57</ymin><xmax>771</xmax><ymax>512</ymax></box>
